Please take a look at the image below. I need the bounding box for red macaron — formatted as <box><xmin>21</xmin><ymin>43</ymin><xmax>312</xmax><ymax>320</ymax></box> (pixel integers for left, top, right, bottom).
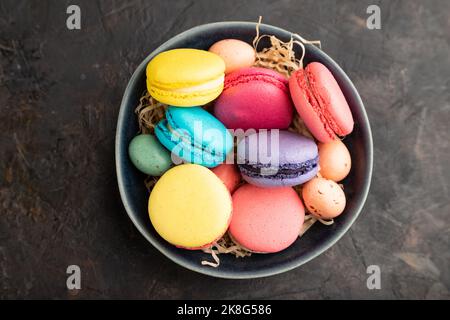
<box><xmin>289</xmin><ymin>62</ymin><xmax>354</xmax><ymax>143</ymax></box>
<box><xmin>214</xmin><ymin>67</ymin><xmax>293</xmax><ymax>130</ymax></box>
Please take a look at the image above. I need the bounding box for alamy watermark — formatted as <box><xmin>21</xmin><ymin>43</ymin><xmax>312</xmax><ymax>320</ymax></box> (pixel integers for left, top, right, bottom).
<box><xmin>168</xmin><ymin>123</ymin><xmax>280</xmax><ymax>172</ymax></box>
<box><xmin>66</xmin><ymin>265</ymin><xmax>81</xmax><ymax>290</ymax></box>
<box><xmin>366</xmin><ymin>265</ymin><xmax>381</xmax><ymax>290</ymax></box>
<box><xmin>66</xmin><ymin>5</ymin><xmax>81</xmax><ymax>30</ymax></box>
<box><xmin>366</xmin><ymin>5</ymin><xmax>381</xmax><ymax>30</ymax></box>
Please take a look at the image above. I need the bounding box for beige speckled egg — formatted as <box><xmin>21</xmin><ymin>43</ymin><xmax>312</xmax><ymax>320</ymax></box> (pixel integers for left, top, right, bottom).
<box><xmin>302</xmin><ymin>177</ymin><xmax>346</xmax><ymax>219</ymax></box>
<box><xmin>318</xmin><ymin>139</ymin><xmax>351</xmax><ymax>182</ymax></box>
<box><xmin>209</xmin><ymin>39</ymin><xmax>255</xmax><ymax>74</ymax></box>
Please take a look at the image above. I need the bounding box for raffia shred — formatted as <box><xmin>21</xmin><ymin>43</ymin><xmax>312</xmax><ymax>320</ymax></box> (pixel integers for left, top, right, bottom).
<box><xmin>252</xmin><ymin>16</ymin><xmax>321</xmax><ymax>74</ymax></box>
<box><xmin>134</xmin><ymin>17</ymin><xmax>333</xmax><ymax>268</ymax></box>
<box><xmin>134</xmin><ymin>90</ymin><xmax>168</xmax><ymax>134</ymax></box>
<box><xmin>201</xmin><ymin>233</ymin><xmax>252</xmax><ymax>268</ymax></box>
<box><xmin>144</xmin><ymin>175</ymin><xmax>159</xmax><ymax>193</ymax></box>
<box><xmin>300</xmin><ymin>215</ymin><xmax>317</xmax><ymax>236</ymax></box>
<box><xmin>317</xmin><ymin>218</ymin><xmax>335</xmax><ymax>225</ymax></box>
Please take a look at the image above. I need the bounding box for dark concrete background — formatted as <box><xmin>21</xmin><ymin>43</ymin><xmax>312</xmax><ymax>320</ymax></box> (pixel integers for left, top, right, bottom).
<box><xmin>0</xmin><ymin>0</ymin><xmax>449</xmax><ymax>299</ymax></box>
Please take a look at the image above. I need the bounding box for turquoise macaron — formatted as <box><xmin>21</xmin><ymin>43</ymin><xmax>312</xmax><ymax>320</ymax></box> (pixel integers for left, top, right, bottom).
<box><xmin>155</xmin><ymin>106</ymin><xmax>233</xmax><ymax>168</ymax></box>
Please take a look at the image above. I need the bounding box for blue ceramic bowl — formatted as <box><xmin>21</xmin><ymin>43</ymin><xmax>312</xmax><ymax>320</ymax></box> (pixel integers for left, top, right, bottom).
<box><xmin>116</xmin><ymin>22</ymin><xmax>373</xmax><ymax>279</ymax></box>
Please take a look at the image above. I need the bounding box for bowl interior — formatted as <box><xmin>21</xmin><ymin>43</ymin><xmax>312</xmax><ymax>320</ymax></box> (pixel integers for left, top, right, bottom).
<box><xmin>116</xmin><ymin>22</ymin><xmax>373</xmax><ymax>279</ymax></box>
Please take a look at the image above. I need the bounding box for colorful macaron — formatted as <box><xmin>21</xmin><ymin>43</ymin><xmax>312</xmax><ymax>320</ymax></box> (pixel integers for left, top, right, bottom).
<box><xmin>214</xmin><ymin>67</ymin><xmax>293</xmax><ymax>130</ymax></box>
<box><xmin>237</xmin><ymin>130</ymin><xmax>318</xmax><ymax>187</ymax></box>
<box><xmin>289</xmin><ymin>62</ymin><xmax>354</xmax><ymax>142</ymax></box>
<box><xmin>211</xmin><ymin>164</ymin><xmax>242</xmax><ymax>193</ymax></box>
<box><xmin>155</xmin><ymin>106</ymin><xmax>233</xmax><ymax>168</ymax></box>
<box><xmin>149</xmin><ymin>164</ymin><xmax>232</xmax><ymax>249</ymax></box>
<box><xmin>209</xmin><ymin>39</ymin><xmax>256</xmax><ymax>74</ymax></box>
<box><xmin>146</xmin><ymin>48</ymin><xmax>226</xmax><ymax>106</ymax></box>
<box><xmin>318</xmin><ymin>139</ymin><xmax>352</xmax><ymax>182</ymax></box>
<box><xmin>128</xmin><ymin>134</ymin><xmax>173</xmax><ymax>176</ymax></box>
<box><xmin>302</xmin><ymin>177</ymin><xmax>346</xmax><ymax>219</ymax></box>
<box><xmin>229</xmin><ymin>184</ymin><xmax>305</xmax><ymax>253</ymax></box>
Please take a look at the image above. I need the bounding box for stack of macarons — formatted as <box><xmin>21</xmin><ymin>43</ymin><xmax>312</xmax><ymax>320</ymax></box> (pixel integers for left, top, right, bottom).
<box><xmin>128</xmin><ymin>37</ymin><xmax>355</xmax><ymax>255</ymax></box>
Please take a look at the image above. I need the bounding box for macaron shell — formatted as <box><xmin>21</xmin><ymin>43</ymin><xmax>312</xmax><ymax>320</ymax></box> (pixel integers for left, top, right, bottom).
<box><xmin>229</xmin><ymin>184</ymin><xmax>305</xmax><ymax>253</ymax></box>
<box><xmin>146</xmin><ymin>49</ymin><xmax>225</xmax><ymax>88</ymax></box>
<box><xmin>289</xmin><ymin>68</ymin><xmax>336</xmax><ymax>143</ymax></box>
<box><xmin>289</xmin><ymin>62</ymin><xmax>354</xmax><ymax>143</ymax></box>
<box><xmin>149</xmin><ymin>164</ymin><xmax>232</xmax><ymax>249</ymax></box>
<box><xmin>237</xmin><ymin>130</ymin><xmax>319</xmax><ymax>187</ymax></box>
<box><xmin>209</xmin><ymin>39</ymin><xmax>256</xmax><ymax>74</ymax></box>
<box><xmin>155</xmin><ymin>106</ymin><xmax>233</xmax><ymax>167</ymax></box>
<box><xmin>147</xmin><ymin>79</ymin><xmax>224</xmax><ymax>107</ymax></box>
<box><xmin>214</xmin><ymin>67</ymin><xmax>293</xmax><ymax>130</ymax></box>
<box><xmin>146</xmin><ymin>48</ymin><xmax>225</xmax><ymax>106</ymax></box>
<box><xmin>128</xmin><ymin>134</ymin><xmax>173</xmax><ymax>176</ymax></box>
<box><xmin>211</xmin><ymin>164</ymin><xmax>242</xmax><ymax>193</ymax></box>
<box><xmin>302</xmin><ymin>177</ymin><xmax>346</xmax><ymax>219</ymax></box>
<box><xmin>165</xmin><ymin>106</ymin><xmax>233</xmax><ymax>155</ymax></box>
<box><xmin>318</xmin><ymin>139</ymin><xmax>352</xmax><ymax>182</ymax></box>
<box><xmin>306</xmin><ymin>62</ymin><xmax>354</xmax><ymax>136</ymax></box>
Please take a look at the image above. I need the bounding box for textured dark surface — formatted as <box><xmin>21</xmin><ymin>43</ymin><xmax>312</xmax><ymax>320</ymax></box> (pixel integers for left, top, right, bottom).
<box><xmin>0</xmin><ymin>0</ymin><xmax>449</xmax><ymax>299</ymax></box>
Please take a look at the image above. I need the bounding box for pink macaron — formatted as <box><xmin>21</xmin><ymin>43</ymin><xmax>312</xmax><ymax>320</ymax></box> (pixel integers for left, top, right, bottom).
<box><xmin>214</xmin><ymin>67</ymin><xmax>293</xmax><ymax>130</ymax></box>
<box><xmin>229</xmin><ymin>184</ymin><xmax>305</xmax><ymax>253</ymax></box>
<box><xmin>289</xmin><ymin>62</ymin><xmax>354</xmax><ymax>143</ymax></box>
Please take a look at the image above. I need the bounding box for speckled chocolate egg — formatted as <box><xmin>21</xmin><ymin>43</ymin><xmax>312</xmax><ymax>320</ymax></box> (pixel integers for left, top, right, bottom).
<box><xmin>209</xmin><ymin>39</ymin><xmax>255</xmax><ymax>74</ymax></box>
<box><xmin>318</xmin><ymin>139</ymin><xmax>351</xmax><ymax>182</ymax></box>
<box><xmin>302</xmin><ymin>177</ymin><xmax>346</xmax><ymax>219</ymax></box>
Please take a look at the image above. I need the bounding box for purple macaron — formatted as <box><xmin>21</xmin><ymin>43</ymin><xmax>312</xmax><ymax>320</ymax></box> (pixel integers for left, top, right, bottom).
<box><xmin>237</xmin><ymin>130</ymin><xmax>318</xmax><ymax>187</ymax></box>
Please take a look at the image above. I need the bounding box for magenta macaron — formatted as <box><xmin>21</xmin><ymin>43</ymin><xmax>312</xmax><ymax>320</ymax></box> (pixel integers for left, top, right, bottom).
<box><xmin>229</xmin><ymin>184</ymin><xmax>305</xmax><ymax>253</ymax></box>
<box><xmin>289</xmin><ymin>62</ymin><xmax>354</xmax><ymax>143</ymax></box>
<box><xmin>214</xmin><ymin>67</ymin><xmax>293</xmax><ymax>130</ymax></box>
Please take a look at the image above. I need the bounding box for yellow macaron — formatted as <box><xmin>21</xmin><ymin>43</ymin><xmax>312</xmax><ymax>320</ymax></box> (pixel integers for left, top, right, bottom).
<box><xmin>146</xmin><ymin>49</ymin><xmax>226</xmax><ymax>107</ymax></box>
<box><xmin>148</xmin><ymin>164</ymin><xmax>232</xmax><ymax>249</ymax></box>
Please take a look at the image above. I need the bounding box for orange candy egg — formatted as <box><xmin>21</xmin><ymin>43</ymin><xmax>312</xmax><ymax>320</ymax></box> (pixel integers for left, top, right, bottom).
<box><xmin>209</xmin><ymin>39</ymin><xmax>255</xmax><ymax>74</ymax></box>
<box><xmin>318</xmin><ymin>139</ymin><xmax>351</xmax><ymax>182</ymax></box>
<box><xmin>302</xmin><ymin>177</ymin><xmax>346</xmax><ymax>219</ymax></box>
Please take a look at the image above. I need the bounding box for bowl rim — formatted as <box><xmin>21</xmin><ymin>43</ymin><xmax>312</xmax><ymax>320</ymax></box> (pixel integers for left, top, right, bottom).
<box><xmin>115</xmin><ymin>21</ymin><xmax>373</xmax><ymax>279</ymax></box>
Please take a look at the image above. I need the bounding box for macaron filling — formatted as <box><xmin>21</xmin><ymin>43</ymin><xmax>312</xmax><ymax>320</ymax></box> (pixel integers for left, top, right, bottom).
<box><xmin>294</xmin><ymin>69</ymin><xmax>345</xmax><ymax>137</ymax></box>
<box><xmin>147</xmin><ymin>79</ymin><xmax>223</xmax><ymax>100</ymax></box>
<box><xmin>174</xmin><ymin>75</ymin><xmax>224</xmax><ymax>93</ymax></box>
<box><xmin>238</xmin><ymin>156</ymin><xmax>319</xmax><ymax>179</ymax></box>
<box><xmin>152</xmin><ymin>74</ymin><xmax>225</xmax><ymax>93</ymax></box>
